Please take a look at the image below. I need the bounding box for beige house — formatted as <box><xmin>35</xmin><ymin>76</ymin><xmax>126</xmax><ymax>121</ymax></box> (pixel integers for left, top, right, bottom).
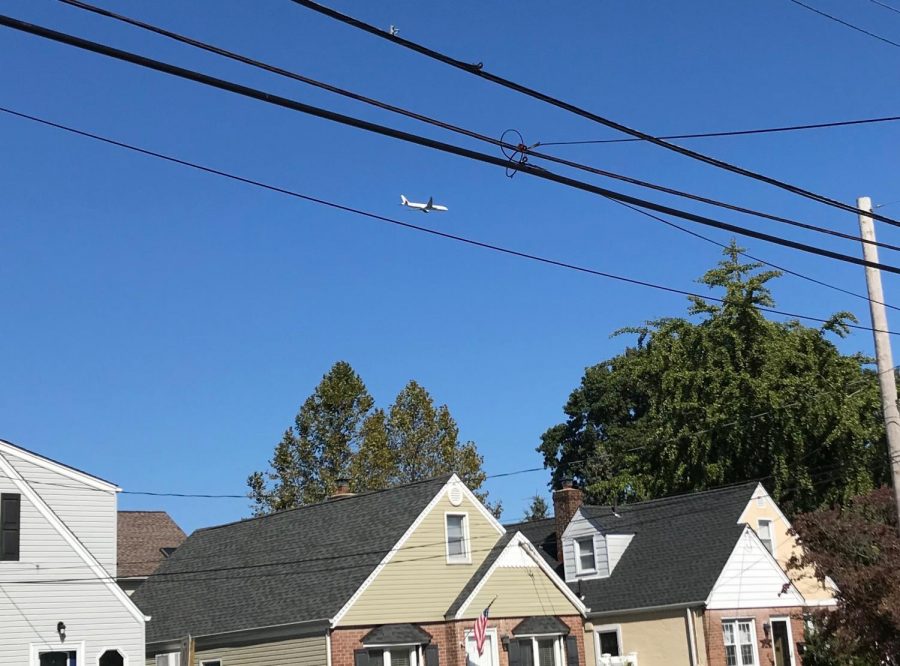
<box><xmin>511</xmin><ymin>481</ymin><xmax>836</xmax><ymax>666</ymax></box>
<box><xmin>134</xmin><ymin>474</ymin><xmax>589</xmax><ymax>666</ymax></box>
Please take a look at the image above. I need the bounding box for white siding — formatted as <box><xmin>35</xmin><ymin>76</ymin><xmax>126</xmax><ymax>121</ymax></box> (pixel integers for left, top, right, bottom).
<box><xmin>706</xmin><ymin>528</ymin><xmax>806</xmax><ymax>609</ymax></box>
<box><xmin>4</xmin><ymin>454</ymin><xmax>118</xmax><ymax>575</ymax></box>
<box><xmin>0</xmin><ymin>448</ymin><xmax>145</xmax><ymax>665</ymax></box>
<box><xmin>561</xmin><ymin>509</ymin><xmax>609</xmax><ymax>582</ymax></box>
<box><xmin>607</xmin><ymin>534</ymin><xmax>633</xmax><ymax>573</ymax></box>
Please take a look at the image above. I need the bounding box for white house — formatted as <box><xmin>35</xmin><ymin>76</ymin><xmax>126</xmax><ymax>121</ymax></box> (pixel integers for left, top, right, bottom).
<box><xmin>0</xmin><ymin>439</ymin><xmax>146</xmax><ymax>665</ymax></box>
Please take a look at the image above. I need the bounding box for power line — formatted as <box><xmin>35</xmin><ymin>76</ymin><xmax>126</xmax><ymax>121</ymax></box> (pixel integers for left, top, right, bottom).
<box><xmin>788</xmin><ymin>0</ymin><xmax>900</xmax><ymax>49</ymax></box>
<box><xmin>287</xmin><ymin>0</ymin><xmax>900</xmax><ymax>229</ymax></box>
<box><xmin>534</xmin><ymin>114</ymin><xmax>900</xmax><ymax>146</ymax></box>
<box><xmin>2</xmin><ymin>18</ymin><xmax>898</xmax><ymax>276</ymax></box>
<box><xmin>55</xmin><ymin>0</ymin><xmax>900</xmax><ymax>256</ymax></box>
<box><xmin>869</xmin><ymin>0</ymin><xmax>900</xmax><ymax>16</ymax></box>
<box><xmin>3</xmin><ymin>104</ymin><xmax>897</xmax><ymax>338</ymax></box>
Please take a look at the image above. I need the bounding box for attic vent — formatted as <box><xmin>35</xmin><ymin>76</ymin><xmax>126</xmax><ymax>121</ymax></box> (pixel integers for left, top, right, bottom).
<box><xmin>448</xmin><ymin>482</ymin><xmax>464</xmax><ymax>506</ymax></box>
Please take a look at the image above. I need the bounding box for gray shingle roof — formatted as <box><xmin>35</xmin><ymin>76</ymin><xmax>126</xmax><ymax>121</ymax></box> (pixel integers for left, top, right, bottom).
<box><xmin>132</xmin><ymin>475</ymin><xmax>451</xmax><ymax>643</ymax></box>
<box><xmin>509</xmin><ymin>483</ymin><xmax>758</xmax><ymax>614</ymax></box>
<box><xmin>361</xmin><ymin>624</ymin><xmax>433</xmax><ymax>645</ymax></box>
<box><xmin>512</xmin><ymin>616</ymin><xmax>570</xmax><ymax>635</ymax></box>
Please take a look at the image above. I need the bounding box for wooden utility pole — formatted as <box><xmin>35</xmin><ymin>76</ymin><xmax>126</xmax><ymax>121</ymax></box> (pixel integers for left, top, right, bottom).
<box><xmin>857</xmin><ymin>196</ymin><xmax>900</xmax><ymax>530</ymax></box>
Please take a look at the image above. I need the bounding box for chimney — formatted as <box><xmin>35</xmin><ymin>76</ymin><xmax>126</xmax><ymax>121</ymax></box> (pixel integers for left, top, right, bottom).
<box><xmin>553</xmin><ymin>477</ymin><xmax>583</xmax><ymax>563</ymax></box>
<box><xmin>329</xmin><ymin>477</ymin><xmax>355</xmax><ymax>500</ymax></box>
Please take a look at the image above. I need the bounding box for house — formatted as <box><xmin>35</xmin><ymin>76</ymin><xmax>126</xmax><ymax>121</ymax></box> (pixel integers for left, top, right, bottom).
<box><xmin>510</xmin><ymin>481</ymin><xmax>836</xmax><ymax>666</ymax></box>
<box><xmin>117</xmin><ymin>511</ymin><xmax>186</xmax><ymax>596</ymax></box>
<box><xmin>133</xmin><ymin>474</ymin><xmax>588</xmax><ymax>666</ymax></box>
<box><xmin>0</xmin><ymin>438</ymin><xmax>146</xmax><ymax>665</ymax></box>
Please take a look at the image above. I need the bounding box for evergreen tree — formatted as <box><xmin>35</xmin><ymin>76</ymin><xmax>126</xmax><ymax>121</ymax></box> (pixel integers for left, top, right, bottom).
<box><xmin>523</xmin><ymin>495</ymin><xmax>549</xmax><ymax>521</ymax></box>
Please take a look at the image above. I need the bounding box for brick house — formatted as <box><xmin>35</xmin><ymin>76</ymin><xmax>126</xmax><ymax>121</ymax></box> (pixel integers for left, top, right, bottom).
<box><xmin>511</xmin><ymin>482</ymin><xmax>836</xmax><ymax>666</ymax></box>
<box><xmin>133</xmin><ymin>474</ymin><xmax>587</xmax><ymax>666</ymax></box>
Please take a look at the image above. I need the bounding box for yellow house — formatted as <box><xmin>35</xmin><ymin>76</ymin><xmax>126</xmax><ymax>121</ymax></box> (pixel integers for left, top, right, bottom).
<box><xmin>512</xmin><ymin>481</ymin><xmax>836</xmax><ymax>666</ymax></box>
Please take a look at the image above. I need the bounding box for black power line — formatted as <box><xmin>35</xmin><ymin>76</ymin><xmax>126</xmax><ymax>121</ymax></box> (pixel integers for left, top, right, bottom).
<box><xmin>55</xmin><ymin>1</ymin><xmax>900</xmax><ymax>312</ymax></box>
<box><xmin>287</xmin><ymin>0</ymin><xmax>900</xmax><ymax>229</ymax></box>
<box><xmin>55</xmin><ymin>0</ymin><xmax>900</xmax><ymax>256</ymax></box>
<box><xmin>870</xmin><ymin>0</ymin><xmax>900</xmax><ymax>16</ymax></box>
<box><xmin>2</xmin><ymin>104</ymin><xmax>895</xmax><ymax>339</ymax></box>
<box><xmin>788</xmin><ymin>0</ymin><xmax>900</xmax><ymax>49</ymax></box>
<box><xmin>534</xmin><ymin>114</ymin><xmax>900</xmax><ymax>146</ymax></box>
<box><xmin>2</xmin><ymin>16</ymin><xmax>899</xmax><ymax>276</ymax></box>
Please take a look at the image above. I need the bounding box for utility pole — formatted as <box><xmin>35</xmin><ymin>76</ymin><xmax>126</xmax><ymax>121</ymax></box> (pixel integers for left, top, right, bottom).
<box><xmin>857</xmin><ymin>196</ymin><xmax>900</xmax><ymax>530</ymax></box>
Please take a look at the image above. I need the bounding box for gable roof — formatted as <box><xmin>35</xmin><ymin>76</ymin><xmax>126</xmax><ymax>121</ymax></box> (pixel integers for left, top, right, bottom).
<box><xmin>508</xmin><ymin>483</ymin><xmax>760</xmax><ymax>614</ymax></box>
<box><xmin>132</xmin><ymin>475</ymin><xmax>452</xmax><ymax>644</ymax></box>
<box><xmin>0</xmin><ymin>438</ymin><xmax>119</xmax><ymax>491</ymax></box>
<box><xmin>512</xmin><ymin>616</ymin><xmax>570</xmax><ymax>636</ymax></box>
<box><xmin>118</xmin><ymin>511</ymin><xmax>187</xmax><ymax>579</ymax></box>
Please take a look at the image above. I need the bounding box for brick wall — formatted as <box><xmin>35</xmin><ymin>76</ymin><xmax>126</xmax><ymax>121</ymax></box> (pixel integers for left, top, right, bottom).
<box><xmin>331</xmin><ymin>615</ymin><xmax>585</xmax><ymax>666</ymax></box>
<box><xmin>703</xmin><ymin>608</ymin><xmax>806</xmax><ymax>666</ymax></box>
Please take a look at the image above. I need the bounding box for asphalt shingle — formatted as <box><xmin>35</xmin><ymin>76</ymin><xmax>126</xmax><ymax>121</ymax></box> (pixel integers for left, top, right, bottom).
<box><xmin>117</xmin><ymin>511</ymin><xmax>186</xmax><ymax>579</ymax></box>
<box><xmin>132</xmin><ymin>475</ymin><xmax>451</xmax><ymax>643</ymax></box>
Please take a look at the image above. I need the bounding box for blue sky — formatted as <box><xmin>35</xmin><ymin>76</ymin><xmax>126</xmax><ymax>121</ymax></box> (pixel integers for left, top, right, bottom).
<box><xmin>2</xmin><ymin>0</ymin><xmax>899</xmax><ymax>533</ymax></box>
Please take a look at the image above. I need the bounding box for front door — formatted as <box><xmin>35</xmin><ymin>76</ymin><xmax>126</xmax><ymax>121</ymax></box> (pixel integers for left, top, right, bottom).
<box><xmin>466</xmin><ymin>629</ymin><xmax>498</xmax><ymax>666</ymax></box>
<box><xmin>771</xmin><ymin>620</ymin><xmax>792</xmax><ymax>666</ymax></box>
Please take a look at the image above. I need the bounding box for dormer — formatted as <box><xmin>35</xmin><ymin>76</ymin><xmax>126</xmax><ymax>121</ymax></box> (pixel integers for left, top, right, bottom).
<box><xmin>560</xmin><ymin>507</ymin><xmax>633</xmax><ymax>582</ymax></box>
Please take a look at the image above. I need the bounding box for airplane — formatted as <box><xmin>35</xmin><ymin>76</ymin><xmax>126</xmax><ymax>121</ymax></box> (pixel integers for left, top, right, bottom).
<box><xmin>400</xmin><ymin>194</ymin><xmax>448</xmax><ymax>213</ymax></box>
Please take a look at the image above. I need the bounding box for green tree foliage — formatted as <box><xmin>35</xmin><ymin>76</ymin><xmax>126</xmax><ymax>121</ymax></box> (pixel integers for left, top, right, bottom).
<box><xmin>523</xmin><ymin>495</ymin><xmax>549</xmax><ymax>521</ymax></box>
<box><xmin>539</xmin><ymin>242</ymin><xmax>888</xmax><ymax>512</ymax></box>
<box><xmin>249</xmin><ymin>366</ymin><xmax>494</xmax><ymax>514</ymax></box>
<box><xmin>790</xmin><ymin>488</ymin><xmax>900</xmax><ymax>665</ymax></box>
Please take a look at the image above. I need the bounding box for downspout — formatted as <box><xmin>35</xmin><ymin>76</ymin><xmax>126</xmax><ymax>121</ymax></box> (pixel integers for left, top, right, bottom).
<box><xmin>686</xmin><ymin>608</ymin><xmax>699</xmax><ymax>666</ymax></box>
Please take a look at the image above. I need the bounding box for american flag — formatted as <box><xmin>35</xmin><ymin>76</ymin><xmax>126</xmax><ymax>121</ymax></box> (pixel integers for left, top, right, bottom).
<box><xmin>473</xmin><ymin>605</ymin><xmax>490</xmax><ymax>656</ymax></box>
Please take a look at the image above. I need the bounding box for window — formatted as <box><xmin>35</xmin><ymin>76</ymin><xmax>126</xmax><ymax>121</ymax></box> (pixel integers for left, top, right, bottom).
<box><xmin>758</xmin><ymin>519</ymin><xmax>774</xmax><ymax>555</ymax></box>
<box><xmin>596</xmin><ymin>626</ymin><xmax>621</xmax><ymax>657</ymax></box>
<box><xmin>361</xmin><ymin>647</ymin><xmax>421</xmax><ymax>666</ymax></box>
<box><xmin>156</xmin><ymin>654</ymin><xmax>181</xmax><ymax>666</ymax></box>
<box><xmin>200</xmin><ymin>661</ymin><xmax>222</xmax><ymax>666</ymax></box>
<box><xmin>99</xmin><ymin>651</ymin><xmax>124</xmax><ymax>666</ymax></box>
<box><xmin>446</xmin><ymin>513</ymin><xmax>469</xmax><ymax>563</ymax></box>
<box><xmin>723</xmin><ymin>620</ymin><xmax>757</xmax><ymax>666</ymax></box>
<box><xmin>574</xmin><ymin>536</ymin><xmax>596</xmax><ymax>574</ymax></box>
<box><xmin>513</xmin><ymin>637</ymin><xmax>563</xmax><ymax>666</ymax></box>
<box><xmin>1</xmin><ymin>493</ymin><xmax>21</xmax><ymax>561</ymax></box>
<box><xmin>39</xmin><ymin>653</ymin><xmax>76</xmax><ymax>666</ymax></box>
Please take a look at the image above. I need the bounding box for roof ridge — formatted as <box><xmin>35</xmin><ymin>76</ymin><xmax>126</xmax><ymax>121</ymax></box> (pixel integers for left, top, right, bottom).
<box><xmin>503</xmin><ymin>517</ymin><xmax>556</xmax><ymax>529</ymax></box>
<box><xmin>583</xmin><ymin>480</ymin><xmax>759</xmax><ymax>511</ymax></box>
<box><xmin>197</xmin><ymin>473</ymin><xmax>455</xmax><ymax>533</ymax></box>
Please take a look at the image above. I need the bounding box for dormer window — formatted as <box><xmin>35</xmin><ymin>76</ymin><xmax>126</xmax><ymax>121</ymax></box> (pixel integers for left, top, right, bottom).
<box><xmin>574</xmin><ymin>536</ymin><xmax>596</xmax><ymax>574</ymax></box>
<box><xmin>445</xmin><ymin>513</ymin><xmax>470</xmax><ymax>564</ymax></box>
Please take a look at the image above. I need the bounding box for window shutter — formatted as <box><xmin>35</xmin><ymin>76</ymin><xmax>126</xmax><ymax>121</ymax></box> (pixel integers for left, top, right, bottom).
<box><xmin>508</xmin><ymin>639</ymin><xmax>522</xmax><ymax>666</ymax></box>
<box><xmin>565</xmin><ymin>636</ymin><xmax>579</xmax><ymax>666</ymax></box>
<box><xmin>520</xmin><ymin>640</ymin><xmax>534</xmax><ymax>666</ymax></box>
<box><xmin>424</xmin><ymin>644</ymin><xmax>439</xmax><ymax>666</ymax></box>
<box><xmin>1</xmin><ymin>493</ymin><xmax>21</xmax><ymax>561</ymax></box>
<box><xmin>354</xmin><ymin>650</ymin><xmax>369</xmax><ymax>666</ymax></box>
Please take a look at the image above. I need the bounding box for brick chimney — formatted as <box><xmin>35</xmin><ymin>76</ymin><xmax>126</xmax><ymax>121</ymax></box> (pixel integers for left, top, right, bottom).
<box><xmin>329</xmin><ymin>477</ymin><xmax>355</xmax><ymax>500</ymax></box>
<box><xmin>553</xmin><ymin>477</ymin><xmax>583</xmax><ymax>563</ymax></box>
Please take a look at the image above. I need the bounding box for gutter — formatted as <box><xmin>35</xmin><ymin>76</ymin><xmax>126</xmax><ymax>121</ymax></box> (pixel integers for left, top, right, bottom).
<box><xmin>148</xmin><ymin>617</ymin><xmax>331</xmax><ymax>653</ymax></box>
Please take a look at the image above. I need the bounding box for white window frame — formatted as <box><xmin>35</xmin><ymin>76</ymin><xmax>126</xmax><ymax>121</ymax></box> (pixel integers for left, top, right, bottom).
<box><xmin>154</xmin><ymin>654</ymin><xmax>181</xmax><ymax>666</ymax></box>
<box><xmin>768</xmin><ymin>616</ymin><xmax>795</xmax><ymax>666</ymax></box>
<box><xmin>574</xmin><ymin>535</ymin><xmax>597</xmax><ymax>575</ymax></box>
<box><xmin>722</xmin><ymin>618</ymin><xmax>759</xmax><ymax>666</ymax></box>
<box><xmin>445</xmin><ymin>512</ymin><xmax>471</xmax><ymax>564</ymax></box>
<box><xmin>30</xmin><ymin>642</ymin><xmax>86</xmax><ymax>666</ymax></box>
<box><xmin>96</xmin><ymin>647</ymin><xmax>130</xmax><ymax>665</ymax></box>
<box><xmin>516</xmin><ymin>635</ymin><xmax>564</xmax><ymax>666</ymax></box>
<box><xmin>200</xmin><ymin>660</ymin><xmax>222</xmax><ymax>666</ymax></box>
<box><xmin>594</xmin><ymin>624</ymin><xmax>623</xmax><ymax>659</ymax></box>
<box><xmin>757</xmin><ymin>519</ymin><xmax>774</xmax><ymax>555</ymax></box>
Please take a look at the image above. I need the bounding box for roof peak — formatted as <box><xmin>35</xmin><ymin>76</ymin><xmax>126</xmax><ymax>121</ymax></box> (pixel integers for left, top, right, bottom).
<box><xmin>583</xmin><ymin>480</ymin><xmax>759</xmax><ymax>511</ymax></box>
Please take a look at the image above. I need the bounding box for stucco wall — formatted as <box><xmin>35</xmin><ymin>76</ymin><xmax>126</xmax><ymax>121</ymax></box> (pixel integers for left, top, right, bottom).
<box><xmin>588</xmin><ymin>608</ymin><xmax>694</xmax><ymax>666</ymax></box>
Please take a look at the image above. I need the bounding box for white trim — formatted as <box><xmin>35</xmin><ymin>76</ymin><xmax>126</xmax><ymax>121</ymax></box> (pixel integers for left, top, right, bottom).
<box><xmin>756</xmin><ymin>518</ymin><xmax>775</xmax><ymax>555</ymax></box>
<box><xmin>464</xmin><ymin>628</ymin><xmax>500</xmax><ymax>666</ymax></box>
<box><xmin>739</xmin><ymin>484</ymin><xmax>792</xmax><ymax>530</ymax></box>
<box><xmin>574</xmin><ymin>536</ymin><xmax>597</xmax><ymax>575</ymax></box>
<box><xmin>326</xmin><ymin>631</ymin><xmax>332</xmax><ymax>666</ymax></box>
<box><xmin>686</xmin><ymin>609</ymin><xmax>699</xmax><ymax>666</ymax></box>
<box><xmin>769</xmin><ymin>615</ymin><xmax>796</xmax><ymax>666</ymax></box>
<box><xmin>0</xmin><ymin>439</ymin><xmax>120</xmax><ymax>492</ymax></box>
<box><xmin>96</xmin><ymin>646</ymin><xmax>130</xmax><ymax>665</ymax></box>
<box><xmin>0</xmin><ymin>450</ymin><xmax>148</xmax><ymax>624</ymax></box>
<box><xmin>720</xmin><ymin>618</ymin><xmax>760</xmax><ymax>666</ymax></box>
<box><xmin>594</xmin><ymin>624</ymin><xmax>623</xmax><ymax>661</ymax></box>
<box><xmin>444</xmin><ymin>511</ymin><xmax>472</xmax><ymax>564</ymax></box>
<box><xmin>453</xmin><ymin>532</ymin><xmax>588</xmax><ymax>618</ymax></box>
<box><xmin>332</xmin><ymin>474</ymin><xmax>500</xmax><ymax>626</ymax></box>
<box><xmin>199</xmin><ymin>660</ymin><xmax>223</xmax><ymax>666</ymax></box>
<box><xmin>30</xmin><ymin>641</ymin><xmax>86</xmax><ymax>666</ymax></box>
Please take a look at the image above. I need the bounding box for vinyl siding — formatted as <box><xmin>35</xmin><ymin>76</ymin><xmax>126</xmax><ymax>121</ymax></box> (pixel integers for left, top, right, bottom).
<box><xmin>606</xmin><ymin>535</ymin><xmax>633</xmax><ymax>574</ymax></box>
<box><xmin>738</xmin><ymin>491</ymin><xmax>834</xmax><ymax>603</ymax></box>
<box><xmin>192</xmin><ymin>636</ymin><xmax>327</xmax><ymax>666</ymax></box>
<box><xmin>0</xmin><ymin>451</ymin><xmax>144</xmax><ymax>665</ymax></box>
<box><xmin>562</xmin><ymin>510</ymin><xmax>609</xmax><ymax>582</ymax></box>
<box><xmin>706</xmin><ymin>529</ymin><xmax>805</xmax><ymax>609</ymax></box>
<box><xmin>458</xmin><ymin>567</ymin><xmax>579</xmax><ymax>619</ymax></box>
<box><xmin>5</xmin><ymin>453</ymin><xmax>118</xmax><ymax>574</ymax></box>
<box><xmin>339</xmin><ymin>491</ymin><xmax>503</xmax><ymax>625</ymax></box>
